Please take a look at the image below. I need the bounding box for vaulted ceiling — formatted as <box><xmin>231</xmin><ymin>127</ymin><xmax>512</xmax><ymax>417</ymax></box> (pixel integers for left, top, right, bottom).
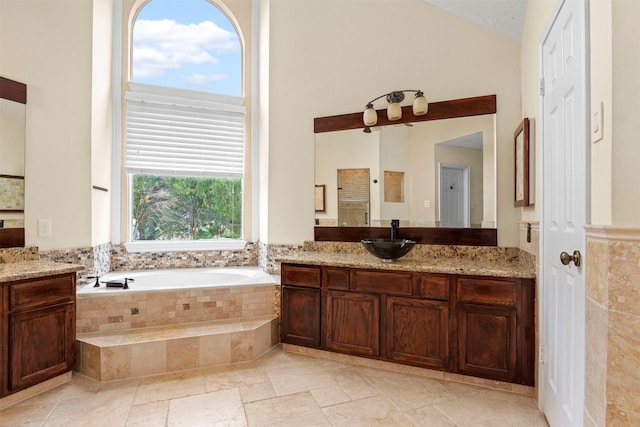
<box><xmin>423</xmin><ymin>0</ymin><xmax>528</xmax><ymax>41</ymax></box>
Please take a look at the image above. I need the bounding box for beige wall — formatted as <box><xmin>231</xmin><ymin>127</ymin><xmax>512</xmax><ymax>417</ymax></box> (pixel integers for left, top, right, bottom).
<box><xmin>91</xmin><ymin>0</ymin><xmax>115</xmax><ymax>246</ymax></box>
<box><xmin>612</xmin><ymin>0</ymin><xmax>640</xmax><ymax>225</ymax></box>
<box><xmin>519</xmin><ymin>0</ymin><xmax>555</xmax><ymax>224</ymax></box>
<box><xmin>1</xmin><ymin>0</ymin><xmax>521</xmax><ymax>249</ymax></box>
<box><xmin>590</xmin><ymin>0</ymin><xmax>613</xmax><ymax>225</ymax></box>
<box><xmin>0</xmin><ymin>0</ymin><xmax>94</xmax><ymax>250</ymax></box>
<box><xmin>266</xmin><ymin>0</ymin><xmax>522</xmax><ymax>246</ymax></box>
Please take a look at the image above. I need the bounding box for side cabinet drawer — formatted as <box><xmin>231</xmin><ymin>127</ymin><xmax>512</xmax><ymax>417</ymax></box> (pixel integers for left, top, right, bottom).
<box><xmin>417</xmin><ymin>275</ymin><xmax>450</xmax><ymax>300</ymax></box>
<box><xmin>324</xmin><ymin>267</ymin><xmax>349</xmax><ymax>290</ymax></box>
<box><xmin>281</xmin><ymin>264</ymin><xmax>321</xmax><ymax>288</ymax></box>
<box><xmin>456</xmin><ymin>277</ymin><xmax>517</xmax><ymax>306</ymax></box>
<box><xmin>351</xmin><ymin>270</ymin><xmax>412</xmax><ymax>296</ymax></box>
<box><xmin>8</xmin><ymin>274</ymin><xmax>75</xmax><ymax>312</ymax></box>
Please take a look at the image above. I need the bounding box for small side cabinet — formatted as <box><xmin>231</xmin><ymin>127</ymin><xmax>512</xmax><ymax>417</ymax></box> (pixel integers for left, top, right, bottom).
<box><xmin>280</xmin><ymin>265</ymin><xmax>322</xmax><ymax>348</ymax></box>
<box><xmin>1</xmin><ymin>273</ymin><xmax>76</xmax><ymax>396</ymax></box>
<box><xmin>455</xmin><ymin>276</ymin><xmax>535</xmax><ymax>385</ymax></box>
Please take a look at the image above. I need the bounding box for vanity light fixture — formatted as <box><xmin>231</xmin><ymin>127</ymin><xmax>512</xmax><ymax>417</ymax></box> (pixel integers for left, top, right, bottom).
<box><xmin>362</xmin><ymin>89</ymin><xmax>428</xmax><ymax>132</ymax></box>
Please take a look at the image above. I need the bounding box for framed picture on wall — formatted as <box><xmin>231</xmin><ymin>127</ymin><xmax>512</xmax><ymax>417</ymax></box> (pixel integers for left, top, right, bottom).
<box><xmin>315</xmin><ymin>184</ymin><xmax>326</xmax><ymax>212</ymax></box>
<box><xmin>514</xmin><ymin>118</ymin><xmax>531</xmax><ymax>207</ymax></box>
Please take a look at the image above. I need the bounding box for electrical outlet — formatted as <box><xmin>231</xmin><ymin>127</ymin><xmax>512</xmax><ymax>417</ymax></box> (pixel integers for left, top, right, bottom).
<box><xmin>423</xmin><ymin>200</ymin><xmax>430</xmax><ymax>208</ymax></box>
<box><xmin>38</xmin><ymin>219</ymin><xmax>52</xmax><ymax>237</ymax></box>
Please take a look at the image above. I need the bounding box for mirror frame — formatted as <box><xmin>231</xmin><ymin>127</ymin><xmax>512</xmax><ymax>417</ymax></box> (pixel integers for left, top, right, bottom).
<box><xmin>313</xmin><ymin>94</ymin><xmax>498</xmax><ymax>246</ymax></box>
<box><xmin>0</xmin><ymin>76</ymin><xmax>27</xmax><ymax>248</ymax></box>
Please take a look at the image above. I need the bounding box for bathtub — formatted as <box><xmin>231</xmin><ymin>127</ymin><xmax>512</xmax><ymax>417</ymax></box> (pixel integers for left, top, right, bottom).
<box><xmin>77</xmin><ymin>266</ymin><xmax>276</xmax><ymax>294</ymax></box>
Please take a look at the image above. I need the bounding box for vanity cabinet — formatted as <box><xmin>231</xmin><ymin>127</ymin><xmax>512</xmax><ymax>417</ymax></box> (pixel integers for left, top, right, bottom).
<box><xmin>280</xmin><ymin>263</ymin><xmax>535</xmax><ymax>386</ymax></box>
<box><xmin>1</xmin><ymin>273</ymin><xmax>76</xmax><ymax>396</ymax></box>
<box><xmin>325</xmin><ymin>290</ymin><xmax>380</xmax><ymax>356</ymax></box>
<box><xmin>280</xmin><ymin>265</ymin><xmax>322</xmax><ymax>347</ymax></box>
<box><xmin>386</xmin><ymin>296</ymin><xmax>450</xmax><ymax>369</ymax></box>
<box><xmin>456</xmin><ymin>276</ymin><xmax>535</xmax><ymax>386</ymax></box>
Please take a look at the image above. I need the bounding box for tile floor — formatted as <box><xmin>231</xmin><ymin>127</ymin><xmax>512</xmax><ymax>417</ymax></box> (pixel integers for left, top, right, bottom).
<box><xmin>0</xmin><ymin>346</ymin><xmax>548</xmax><ymax>426</ymax></box>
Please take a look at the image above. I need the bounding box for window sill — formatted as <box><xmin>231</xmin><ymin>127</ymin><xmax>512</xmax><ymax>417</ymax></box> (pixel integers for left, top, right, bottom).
<box><xmin>124</xmin><ymin>240</ymin><xmax>247</xmax><ymax>253</ymax></box>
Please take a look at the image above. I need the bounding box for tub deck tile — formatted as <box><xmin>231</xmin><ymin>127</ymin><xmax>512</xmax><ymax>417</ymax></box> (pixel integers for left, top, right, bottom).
<box><xmin>76</xmin><ymin>315</ymin><xmax>279</xmax><ymax>381</ymax></box>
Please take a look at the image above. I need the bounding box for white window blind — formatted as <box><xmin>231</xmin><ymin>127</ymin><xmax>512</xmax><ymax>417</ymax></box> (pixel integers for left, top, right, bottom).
<box><xmin>125</xmin><ymin>82</ymin><xmax>245</xmax><ymax>178</ymax></box>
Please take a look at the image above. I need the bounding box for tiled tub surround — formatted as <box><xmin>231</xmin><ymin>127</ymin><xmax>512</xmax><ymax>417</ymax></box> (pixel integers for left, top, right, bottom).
<box><xmin>76</xmin><ymin>282</ymin><xmax>278</xmax><ymax>333</ymax></box>
<box><xmin>76</xmin><ymin>272</ymin><xmax>280</xmax><ymax>382</ymax></box>
<box><xmin>76</xmin><ymin>315</ymin><xmax>279</xmax><ymax>381</ymax></box>
<box><xmin>584</xmin><ymin>226</ymin><xmax>640</xmax><ymax>426</ymax></box>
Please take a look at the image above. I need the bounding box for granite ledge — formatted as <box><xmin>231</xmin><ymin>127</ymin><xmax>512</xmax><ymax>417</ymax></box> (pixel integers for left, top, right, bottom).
<box><xmin>0</xmin><ymin>260</ymin><xmax>84</xmax><ymax>283</ymax></box>
<box><xmin>277</xmin><ymin>252</ymin><xmax>535</xmax><ymax>279</ymax></box>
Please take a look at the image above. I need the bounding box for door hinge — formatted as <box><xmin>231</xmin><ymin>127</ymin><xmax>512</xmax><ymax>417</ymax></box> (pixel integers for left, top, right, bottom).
<box><xmin>539</xmin><ymin>344</ymin><xmax>545</xmax><ymax>364</ymax></box>
<box><xmin>539</xmin><ymin>77</ymin><xmax>545</xmax><ymax>96</ymax></box>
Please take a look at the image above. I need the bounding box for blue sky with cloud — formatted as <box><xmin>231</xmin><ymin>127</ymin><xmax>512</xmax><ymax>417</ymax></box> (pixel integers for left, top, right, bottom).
<box><xmin>132</xmin><ymin>0</ymin><xmax>241</xmax><ymax>96</ymax></box>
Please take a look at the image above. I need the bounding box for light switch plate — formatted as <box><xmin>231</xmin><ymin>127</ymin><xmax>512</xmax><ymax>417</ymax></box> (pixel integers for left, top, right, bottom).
<box><xmin>38</xmin><ymin>219</ymin><xmax>52</xmax><ymax>237</ymax></box>
<box><xmin>591</xmin><ymin>101</ymin><xmax>604</xmax><ymax>143</ymax></box>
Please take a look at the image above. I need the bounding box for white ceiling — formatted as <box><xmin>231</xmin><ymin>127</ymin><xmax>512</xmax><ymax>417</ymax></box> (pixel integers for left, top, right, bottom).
<box><xmin>437</xmin><ymin>131</ymin><xmax>484</xmax><ymax>151</ymax></box>
<box><xmin>423</xmin><ymin>0</ymin><xmax>528</xmax><ymax>42</ymax></box>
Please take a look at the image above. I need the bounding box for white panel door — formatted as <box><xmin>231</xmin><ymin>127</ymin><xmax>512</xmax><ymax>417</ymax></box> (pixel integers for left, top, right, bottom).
<box><xmin>540</xmin><ymin>1</ymin><xmax>588</xmax><ymax>426</ymax></box>
<box><xmin>439</xmin><ymin>164</ymin><xmax>469</xmax><ymax>228</ymax></box>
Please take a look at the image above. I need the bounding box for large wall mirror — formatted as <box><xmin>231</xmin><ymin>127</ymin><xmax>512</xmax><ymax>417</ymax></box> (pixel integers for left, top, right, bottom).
<box><xmin>0</xmin><ymin>76</ymin><xmax>27</xmax><ymax>247</ymax></box>
<box><xmin>314</xmin><ymin>95</ymin><xmax>498</xmax><ymax>245</ymax></box>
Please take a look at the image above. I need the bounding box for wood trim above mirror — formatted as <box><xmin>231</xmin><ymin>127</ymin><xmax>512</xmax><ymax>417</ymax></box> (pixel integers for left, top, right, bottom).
<box><xmin>314</xmin><ymin>94</ymin><xmax>496</xmax><ymax>133</ymax></box>
<box><xmin>0</xmin><ymin>76</ymin><xmax>27</xmax><ymax>105</ymax></box>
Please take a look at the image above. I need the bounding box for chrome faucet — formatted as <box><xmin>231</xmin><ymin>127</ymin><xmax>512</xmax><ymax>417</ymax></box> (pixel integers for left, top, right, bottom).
<box><xmin>391</xmin><ymin>219</ymin><xmax>399</xmax><ymax>240</ymax></box>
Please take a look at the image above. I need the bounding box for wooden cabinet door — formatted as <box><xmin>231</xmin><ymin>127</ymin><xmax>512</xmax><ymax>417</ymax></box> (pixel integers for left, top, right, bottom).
<box><xmin>457</xmin><ymin>303</ymin><xmax>517</xmax><ymax>382</ymax></box>
<box><xmin>386</xmin><ymin>297</ymin><xmax>449</xmax><ymax>369</ymax></box>
<box><xmin>9</xmin><ymin>302</ymin><xmax>75</xmax><ymax>392</ymax></box>
<box><xmin>281</xmin><ymin>286</ymin><xmax>321</xmax><ymax>347</ymax></box>
<box><xmin>325</xmin><ymin>291</ymin><xmax>379</xmax><ymax>356</ymax></box>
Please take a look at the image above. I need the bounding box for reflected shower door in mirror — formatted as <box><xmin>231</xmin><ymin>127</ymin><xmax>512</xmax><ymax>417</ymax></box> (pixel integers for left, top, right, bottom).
<box><xmin>315</xmin><ymin>114</ymin><xmax>496</xmax><ymax>230</ymax></box>
<box><xmin>0</xmin><ymin>76</ymin><xmax>27</xmax><ymax>247</ymax></box>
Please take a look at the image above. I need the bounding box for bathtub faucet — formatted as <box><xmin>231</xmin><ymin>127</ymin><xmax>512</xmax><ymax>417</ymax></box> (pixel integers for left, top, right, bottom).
<box><xmin>87</xmin><ymin>276</ymin><xmax>101</xmax><ymax>287</ymax></box>
<box><xmin>123</xmin><ymin>277</ymin><xmax>134</xmax><ymax>290</ymax></box>
<box><xmin>103</xmin><ymin>277</ymin><xmax>135</xmax><ymax>289</ymax></box>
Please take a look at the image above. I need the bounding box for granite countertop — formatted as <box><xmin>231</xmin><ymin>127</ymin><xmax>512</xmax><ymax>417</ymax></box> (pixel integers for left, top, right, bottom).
<box><xmin>0</xmin><ymin>260</ymin><xmax>84</xmax><ymax>283</ymax></box>
<box><xmin>277</xmin><ymin>252</ymin><xmax>536</xmax><ymax>279</ymax></box>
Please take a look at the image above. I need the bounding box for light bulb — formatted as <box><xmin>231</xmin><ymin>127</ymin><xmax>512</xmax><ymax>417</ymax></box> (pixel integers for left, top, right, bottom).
<box><xmin>363</xmin><ymin>105</ymin><xmax>378</xmax><ymax>127</ymax></box>
<box><xmin>413</xmin><ymin>92</ymin><xmax>428</xmax><ymax>116</ymax></box>
<box><xmin>387</xmin><ymin>102</ymin><xmax>402</xmax><ymax>121</ymax></box>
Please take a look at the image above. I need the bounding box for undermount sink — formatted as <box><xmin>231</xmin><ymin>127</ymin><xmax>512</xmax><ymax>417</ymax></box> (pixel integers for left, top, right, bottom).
<box><xmin>361</xmin><ymin>238</ymin><xmax>416</xmax><ymax>262</ymax></box>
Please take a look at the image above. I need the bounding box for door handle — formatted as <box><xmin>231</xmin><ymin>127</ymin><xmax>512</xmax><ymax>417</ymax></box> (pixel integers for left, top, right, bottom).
<box><xmin>560</xmin><ymin>250</ymin><xmax>581</xmax><ymax>267</ymax></box>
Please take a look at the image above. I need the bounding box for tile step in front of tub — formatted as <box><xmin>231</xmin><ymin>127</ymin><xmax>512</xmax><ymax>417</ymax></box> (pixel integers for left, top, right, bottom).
<box><xmin>76</xmin><ymin>315</ymin><xmax>279</xmax><ymax>381</ymax></box>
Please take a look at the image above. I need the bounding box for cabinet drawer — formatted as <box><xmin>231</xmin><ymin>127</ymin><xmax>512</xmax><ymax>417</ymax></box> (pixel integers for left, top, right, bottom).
<box><xmin>324</xmin><ymin>267</ymin><xmax>349</xmax><ymax>290</ymax></box>
<box><xmin>281</xmin><ymin>265</ymin><xmax>321</xmax><ymax>288</ymax></box>
<box><xmin>8</xmin><ymin>274</ymin><xmax>75</xmax><ymax>312</ymax></box>
<box><xmin>417</xmin><ymin>275</ymin><xmax>450</xmax><ymax>300</ymax></box>
<box><xmin>456</xmin><ymin>277</ymin><xmax>517</xmax><ymax>306</ymax></box>
<box><xmin>351</xmin><ymin>270</ymin><xmax>412</xmax><ymax>296</ymax></box>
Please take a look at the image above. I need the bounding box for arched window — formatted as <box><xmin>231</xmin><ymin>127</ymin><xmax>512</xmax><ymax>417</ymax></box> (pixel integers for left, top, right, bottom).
<box><xmin>125</xmin><ymin>0</ymin><xmax>244</xmax><ymax>244</ymax></box>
